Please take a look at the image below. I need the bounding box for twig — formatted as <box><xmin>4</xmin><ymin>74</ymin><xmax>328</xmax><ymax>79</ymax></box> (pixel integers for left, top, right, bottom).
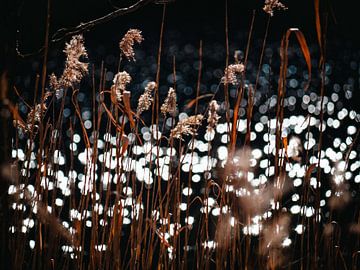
<box><xmin>16</xmin><ymin>0</ymin><xmax>155</xmax><ymax>58</ymax></box>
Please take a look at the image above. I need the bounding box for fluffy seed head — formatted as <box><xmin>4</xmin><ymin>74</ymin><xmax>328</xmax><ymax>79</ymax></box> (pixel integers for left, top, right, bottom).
<box><xmin>161</xmin><ymin>87</ymin><xmax>177</xmax><ymax>116</ymax></box>
<box><xmin>260</xmin><ymin>214</ymin><xmax>290</xmax><ymax>266</ymax></box>
<box><xmin>120</xmin><ymin>29</ymin><xmax>144</xmax><ymax>61</ymax></box>
<box><xmin>137</xmin><ymin>81</ymin><xmax>156</xmax><ymax>115</ymax></box>
<box><xmin>170</xmin><ymin>114</ymin><xmax>203</xmax><ymax>139</ymax></box>
<box><xmin>222</xmin><ymin>64</ymin><xmax>244</xmax><ymax>85</ymax></box>
<box><xmin>23</xmin><ymin>92</ymin><xmax>52</xmax><ymax>133</ymax></box>
<box><xmin>207</xmin><ymin>100</ymin><xmax>220</xmax><ymax>132</ymax></box>
<box><xmin>263</xmin><ymin>0</ymin><xmax>287</xmax><ymax>16</ymax></box>
<box><xmin>112</xmin><ymin>71</ymin><xmax>132</xmax><ymax>103</ymax></box>
<box><xmin>49</xmin><ymin>35</ymin><xmax>88</xmax><ymax>91</ymax></box>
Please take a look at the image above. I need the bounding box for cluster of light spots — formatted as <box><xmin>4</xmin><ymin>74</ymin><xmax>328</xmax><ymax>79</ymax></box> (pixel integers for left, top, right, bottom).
<box><xmin>10</xmin><ymin>36</ymin><xmax>360</xmax><ymax>262</ymax></box>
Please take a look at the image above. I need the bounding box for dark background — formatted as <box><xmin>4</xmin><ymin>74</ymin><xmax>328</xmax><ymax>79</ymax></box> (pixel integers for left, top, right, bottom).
<box><xmin>2</xmin><ymin>0</ymin><xmax>357</xmax><ymax>109</ymax></box>
<box><xmin>1</xmin><ymin>1</ymin><xmax>360</xmax><ymax>267</ymax></box>
<box><xmin>1</xmin><ymin>0</ymin><xmax>358</xmax><ymax>96</ymax></box>
<box><xmin>4</xmin><ymin>0</ymin><xmax>360</xmax><ymax>57</ymax></box>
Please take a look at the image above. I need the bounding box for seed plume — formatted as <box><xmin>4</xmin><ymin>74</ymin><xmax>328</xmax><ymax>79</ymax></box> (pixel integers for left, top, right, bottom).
<box><xmin>161</xmin><ymin>87</ymin><xmax>177</xmax><ymax>116</ymax></box>
<box><xmin>137</xmin><ymin>81</ymin><xmax>156</xmax><ymax>115</ymax></box>
<box><xmin>49</xmin><ymin>35</ymin><xmax>88</xmax><ymax>92</ymax></box>
<box><xmin>263</xmin><ymin>0</ymin><xmax>287</xmax><ymax>16</ymax></box>
<box><xmin>222</xmin><ymin>64</ymin><xmax>244</xmax><ymax>85</ymax></box>
<box><xmin>120</xmin><ymin>29</ymin><xmax>144</xmax><ymax>61</ymax></box>
<box><xmin>111</xmin><ymin>71</ymin><xmax>132</xmax><ymax>103</ymax></box>
<box><xmin>207</xmin><ymin>100</ymin><xmax>220</xmax><ymax>132</ymax></box>
<box><xmin>170</xmin><ymin>114</ymin><xmax>203</xmax><ymax>139</ymax></box>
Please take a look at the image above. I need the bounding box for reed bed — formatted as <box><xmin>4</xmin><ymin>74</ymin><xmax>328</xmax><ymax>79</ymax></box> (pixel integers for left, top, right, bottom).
<box><xmin>2</xmin><ymin>0</ymin><xmax>360</xmax><ymax>269</ymax></box>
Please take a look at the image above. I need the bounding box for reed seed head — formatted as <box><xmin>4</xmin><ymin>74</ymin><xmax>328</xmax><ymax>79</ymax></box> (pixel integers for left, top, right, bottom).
<box><xmin>49</xmin><ymin>35</ymin><xmax>88</xmax><ymax>92</ymax></box>
<box><xmin>161</xmin><ymin>87</ymin><xmax>177</xmax><ymax>116</ymax></box>
<box><xmin>207</xmin><ymin>100</ymin><xmax>220</xmax><ymax>132</ymax></box>
<box><xmin>137</xmin><ymin>81</ymin><xmax>156</xmax><ymax>115</ymax></box>
<box><xmin>263</xmin><ymin>0</ymin><xmax>287</xmax><ymax>16</ymax></box>
<box><xmin>112</xmin><ymin>71</ymin><xmax>132</xmax><ymax>103</ymax></box>
<box><xmin>120</xmin><ymin>29</ymin><xmax>144</xmax><ymax>61</ymax></box>
<box><xmin>222</xmin><ymin>64</ymin><xmax>244</xmax><ymax>85</ymax></box>
<box><xmin>170</xmin><ymin>114</ymin><xmax>203</xmax><ymax>139</ymax></box>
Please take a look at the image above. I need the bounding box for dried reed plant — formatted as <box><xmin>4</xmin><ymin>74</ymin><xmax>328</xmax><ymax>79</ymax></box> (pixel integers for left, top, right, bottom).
<box><xmin>5</xmin><ymin>1</ymin><xmax>360</xmax><ymax>270</ymax></box>
<box><xmin>119</xmin><ymin>29</ymin><xmax>144</xmax><ymax>61</ymax></box>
